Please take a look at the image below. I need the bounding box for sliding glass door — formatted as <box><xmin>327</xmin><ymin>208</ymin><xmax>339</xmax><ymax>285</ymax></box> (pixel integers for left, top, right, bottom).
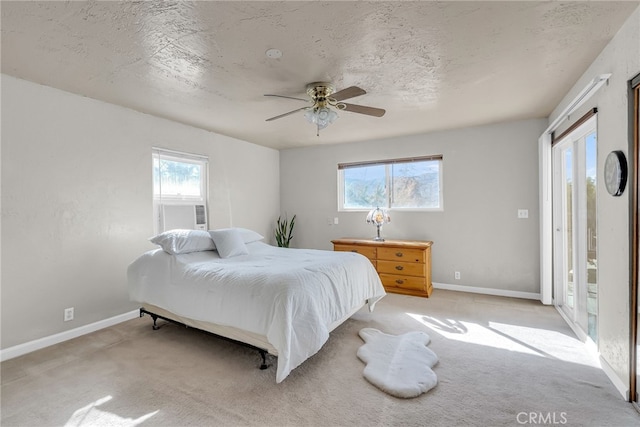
<box><xmin>552</xmin><ymin>116</ymin><xmax>598</xmax><ymax>343</ymax></box>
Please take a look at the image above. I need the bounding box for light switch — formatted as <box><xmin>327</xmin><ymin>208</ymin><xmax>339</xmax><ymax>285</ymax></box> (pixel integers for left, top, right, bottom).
<box><xmin>333</xmin><ymin>217</ymin><xmax>339</xmax><ymax>225</ymax></box>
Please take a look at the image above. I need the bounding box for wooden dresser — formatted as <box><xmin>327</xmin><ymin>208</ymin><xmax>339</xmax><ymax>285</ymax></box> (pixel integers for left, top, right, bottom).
<box><xmin>332</xmin><ymin>238</ymin><xmax>433</xmax><ymax>298</ymax></box>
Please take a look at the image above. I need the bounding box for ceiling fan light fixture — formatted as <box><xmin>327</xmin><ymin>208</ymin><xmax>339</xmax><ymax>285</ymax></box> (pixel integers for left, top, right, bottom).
<box><xmin>319</xmin><ymin>107</ymin><xmax>338</xmax><ymax>125</ymax></box>
<box><xmin>304</xmin><ymin>106</ymin><xmax>338</xmax><ymax>134</ymax></box>
<box><xmin>303</xmin><ymin>109</ymin><xmax>315</xmax><ymax>124</ymax></box>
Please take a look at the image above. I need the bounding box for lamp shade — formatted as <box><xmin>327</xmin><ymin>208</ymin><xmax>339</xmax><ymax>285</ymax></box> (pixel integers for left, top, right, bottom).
<box><xmin>366</xmin><ymin>207</ymin><xmax>390</xmax><ymax>241</ymax></box>
<box><xmin>366</xmin><ymin>207</ymin><xmax>390</xmax><ymax>226</ymax></box>
<box><xmin>304</xmin><ymin>106</ymin><xmax>339</xmax><ymax>133</ymax></box>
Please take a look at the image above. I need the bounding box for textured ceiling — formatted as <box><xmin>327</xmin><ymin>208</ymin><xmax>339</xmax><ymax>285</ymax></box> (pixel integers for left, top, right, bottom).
<box><xmin>2</xmin><ymin>1</ymin><xmax>638</xmax><ymax>150</ymax></box>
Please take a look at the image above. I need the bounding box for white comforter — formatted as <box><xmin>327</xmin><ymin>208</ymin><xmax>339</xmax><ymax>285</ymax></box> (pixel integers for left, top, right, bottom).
<box><xmin>127</xmin><ymin>241</ymin><xmax>386</xmax><ymax>382</ymax></box>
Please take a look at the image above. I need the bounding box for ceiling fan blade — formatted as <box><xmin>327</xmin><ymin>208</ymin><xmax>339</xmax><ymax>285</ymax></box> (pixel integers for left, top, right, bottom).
<box><xmin>264</xmin><ymin>94</ymin><xmax>309</xmax><ymax>102</ymax></box>
<box><xmin>265</xmin><ymin>107</ymin><xmax>309</xmax><ymax>121</ymax></box>
<box><xmin>332</xmin><ymin>86</ymin><xmax>366</xmax><ymax>102</ymax></box>
<box><xmin>341</xmin><ymin>103</ymin><xmax>386</xmax><ymax>117</ymax></box>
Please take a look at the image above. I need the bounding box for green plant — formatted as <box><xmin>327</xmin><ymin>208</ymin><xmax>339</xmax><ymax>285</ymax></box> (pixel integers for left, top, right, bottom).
<box><xmin>275</xmin><ymin>214</ymin><xmax>296</xmax><ymax>248</ymax></box>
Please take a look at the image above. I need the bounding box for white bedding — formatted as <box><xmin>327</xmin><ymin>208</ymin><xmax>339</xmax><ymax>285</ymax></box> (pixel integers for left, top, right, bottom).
<box><xmin>127</xmin><ymin>241</ymin><xmax>386</xmax><ymax>382</ymax></box>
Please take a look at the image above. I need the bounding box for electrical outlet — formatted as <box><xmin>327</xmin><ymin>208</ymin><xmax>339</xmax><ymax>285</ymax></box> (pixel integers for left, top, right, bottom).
<box><xmin>64</xmin><ymin>307</ymin><xmax>74</xmax><ymax>322</ymax></box>
<box><xmin>333</xmin><ymin>217</ymin><xmax>339</xmax><ymax>225</ymax></box>
<box><xmin>518</xmin><ymin>209</ymin><xmax>529</xmax><ymax>219</ymax></box>
<box><xmin>455</xmin><ymin>271</ymin><xmax>461</xmax><ymax>280</ymax></box>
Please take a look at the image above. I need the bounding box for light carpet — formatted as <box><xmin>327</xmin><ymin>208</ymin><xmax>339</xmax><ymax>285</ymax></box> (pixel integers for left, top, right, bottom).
<box><xmin>2</xmin><ymin>291</ymin><xmax>639</xmax><ymax>426</ymax></box>
<box><xmin>357</xmin><ymin>328</ymin><xmax>438</xmax><ymax>398</ymax></box>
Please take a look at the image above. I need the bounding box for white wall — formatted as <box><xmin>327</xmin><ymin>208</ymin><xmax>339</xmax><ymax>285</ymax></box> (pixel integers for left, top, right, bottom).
<box><xmin>280</xmin><ymin>118</ymin><xmax>546</xmax><ymax>295</ymax></box>
<box><xmin>1</xmin><ymin>75</ymin><xmax>280</xmax><ymax>349</ymax></box>
<box><xmin>548</xmin><ymin>6</ymin><xmax>640</xmax><ymax>395</ymax></box>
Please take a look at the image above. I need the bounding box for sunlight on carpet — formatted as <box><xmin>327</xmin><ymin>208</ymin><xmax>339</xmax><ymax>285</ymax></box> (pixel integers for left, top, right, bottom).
<box><xmin>64</xmin><ymin>395</ymin><xmax>158</xmax><ymax>427</ymax></box>
<box><xmin>405</xmin><ymin>312</ymin><xmax>600</xmax><ymax>368</ymax></box>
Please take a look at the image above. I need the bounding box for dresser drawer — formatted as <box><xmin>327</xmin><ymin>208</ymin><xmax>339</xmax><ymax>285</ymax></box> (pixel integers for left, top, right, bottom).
<box><xmin>378</xmin><ymin>247</ymin><xmax>426</xmax><ymax>263</ymax></box>
<box><xmin>377</xmin><ymin>260</ymin><xmax>425</xmax><ymax>277</ymax></box>
<box><xmin>333</xmin><ymin>244</ymin><xmax>377</xmax><ymax>261</ymax></box>
<box><xmin>379</xmin><ymin>274</ymin><xmax>427</xmax><ymax>291</ymax></box>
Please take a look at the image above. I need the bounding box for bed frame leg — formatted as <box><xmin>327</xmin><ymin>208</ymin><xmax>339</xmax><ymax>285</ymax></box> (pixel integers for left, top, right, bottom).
<box><xmin>139</xmin><ymin>308</ymin><xmax>161</xmax><ymax>330</ymax></box>
<box><xmin>259</xmin><ymin>350</ymin><xmax>268</xmax><ymax>370</ymax></box>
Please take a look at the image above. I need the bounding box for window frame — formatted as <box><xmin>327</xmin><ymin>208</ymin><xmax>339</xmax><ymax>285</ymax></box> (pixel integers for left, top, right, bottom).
<box><xmin>152</xmin><ymin>147</ymin><xmax>209</xmax><ymax>204</ymax></box>
<box><xmin>152</xmin><ymin>147</ymin><xmax>209</xmax><ymax>234</ymax></box>
<box><xmin>337</xmin><ymin>155</ymin><xmax>443</xmax><ymax>212</ymax></box>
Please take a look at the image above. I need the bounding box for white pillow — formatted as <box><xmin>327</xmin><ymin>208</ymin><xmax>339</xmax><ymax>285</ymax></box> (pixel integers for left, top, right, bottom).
<box><xmin>208</xmin><ymin>228</ymin><xmax>264</xmax><ymax>246</ymax></box>
<box><xmin>149</xmin><ymin>229</ymin><xmax>215</xmax><ymax>255</ymax></box>
<box><xmin>209</xmin><ymin>228</ymin><xmax>249</xmax><ymax>258</ymax></box>
<box><xmin>235</xmin><ymin>228</ymin><xmax>264</xmax><ymax>244</ymax></box>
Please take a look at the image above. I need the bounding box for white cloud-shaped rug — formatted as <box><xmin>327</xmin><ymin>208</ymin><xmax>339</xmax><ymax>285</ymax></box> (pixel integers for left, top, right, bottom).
<box><xmin>357</xmin><ymin>328</ymin><xmax>438</xmax><ymax>398</ymax></box>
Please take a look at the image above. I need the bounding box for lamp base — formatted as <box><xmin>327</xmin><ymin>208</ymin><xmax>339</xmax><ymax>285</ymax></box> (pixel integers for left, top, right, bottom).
<box><xmin>373</xmin><ymin>224</ymin><xmax>385</xmax><ymax>241</ymax></box>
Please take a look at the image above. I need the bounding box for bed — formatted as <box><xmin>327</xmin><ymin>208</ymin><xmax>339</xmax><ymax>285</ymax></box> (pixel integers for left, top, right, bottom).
<box><xmin>127</xmin><ymin>228</ymin><xmax>386</xmax><ymax>383</ymax></box>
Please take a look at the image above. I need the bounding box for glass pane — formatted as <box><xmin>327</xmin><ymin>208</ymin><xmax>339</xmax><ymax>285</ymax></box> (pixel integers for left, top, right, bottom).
<box><xmin>565</xmin><ymin>148</ymin><xmax>574</xmax><ymax>310</ymax></box>
<box><xmin>391</xmin><ymin>160</ymin><xmax>441</xmax><ymax>208</ymax></box>
<box><xmin>343</xmin><ymin>164</ymin><xmax>386</xmax><ymax>208</ymax></box>
<box><xmin>153</xmin><ymin>157</ymin><xmax>161</xmax><ymax>197</ymax></box>
<box><xmin>585</xmin><ymin>132</ymin><xmax>597</xmax><ymax>342</ymax></box>
<box><xmin>154</xmin><ymin>158</ymin><xmax>202</xmax><ymax>199</ymax></box>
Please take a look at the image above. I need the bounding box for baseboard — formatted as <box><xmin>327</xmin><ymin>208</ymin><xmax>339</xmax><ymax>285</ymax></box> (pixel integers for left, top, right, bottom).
<box><xmin>599</xmin><ymin>354</ymin><xmax>630</xmax><ymax>400</ymax></box>
<box><xmin>0</xmin><ymin>310</ymin><xmax>139</xmax><ymax>362</ymax></box>
<box><xmin>554</xmin><ymin>305</ymin><xmax>589</xmax><ymax>342</ymax></box>
<box><xmin>554</xmin><ymin>306</ymin><xmax>629</xmax><ymax>400</ymax></box>
<box><xmin>432</xmin><ymin>282</ymin><xmax>541</xmax><ymax>301</ymax></box>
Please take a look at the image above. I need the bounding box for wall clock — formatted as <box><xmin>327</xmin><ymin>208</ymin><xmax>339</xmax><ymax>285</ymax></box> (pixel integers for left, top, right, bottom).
<box><xmin>604</xmin><ymin>150</ymin><xmax>627</xmax><ymax>196</ymax></box>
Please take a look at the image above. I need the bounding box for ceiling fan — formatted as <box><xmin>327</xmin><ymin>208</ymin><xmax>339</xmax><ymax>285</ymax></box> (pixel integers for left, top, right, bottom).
<box><xmin>264</xmin><ymin>82</ymin><xmax>386</xmax><ymax>135</ymax></box>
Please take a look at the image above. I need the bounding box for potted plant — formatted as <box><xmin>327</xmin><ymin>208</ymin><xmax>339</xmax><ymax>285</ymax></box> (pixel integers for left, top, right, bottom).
<box><xmin>275</xmin><ymin>214</ymin><xmax>296</xmax><ymax>248</ymax></box>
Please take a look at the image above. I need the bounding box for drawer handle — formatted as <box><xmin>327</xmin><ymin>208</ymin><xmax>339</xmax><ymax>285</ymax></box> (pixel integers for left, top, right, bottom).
<box><xmin>350</xmin><ymin>250</ymin><xmax>358</xmax><ymax>252</ymax></box>
<box><xmin>395</xmin><ymin>252</ymin><xmax>403</xmax><ymax>257</ymax></box>
<box><xmin>396</xmin><ymin>279</ymin><xmax>404</xmax><ymax>285</ymax></box>
<box><xmin>395</xmin><ymin>265</ymin><xmax>404</xmax><ymax>271</ymax></box>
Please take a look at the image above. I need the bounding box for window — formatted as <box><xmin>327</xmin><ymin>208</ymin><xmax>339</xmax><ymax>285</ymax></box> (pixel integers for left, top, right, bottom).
<box><xmin>338</xmin><ymin>155</ymin><xmax>442</xmax><ymax>211</ymax></box>
<box><xmin>153</xmin><ymin>148</ymin><xmax>208</xmax><ymax>203</ymax></box>
<box><xmin>152</xmin><ymin>148</ymin><xmax>209</xmax><ymax>233</ymax></box>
